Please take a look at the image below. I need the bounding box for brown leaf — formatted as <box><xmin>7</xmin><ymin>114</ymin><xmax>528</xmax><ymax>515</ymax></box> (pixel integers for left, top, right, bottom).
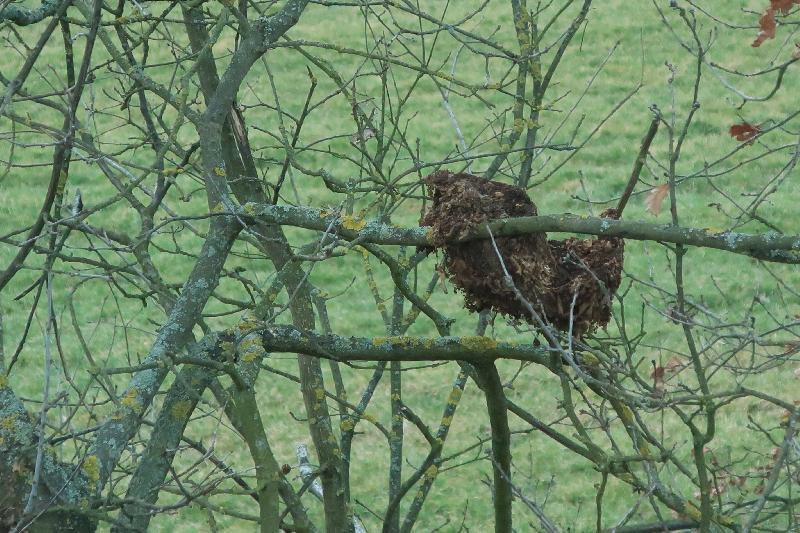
<box><xmin>794</xmin><ymin>43</ymin><xmax>800</xmax><ymax>59</ymax></box>
<box><xmin>770</xmin><ymin>0</ymin><xmax>798</xmax><ymax>15</ymax></box>
<box><xmin>650</xmin><ymin>365</ymin><xmax>665</xmax><ymax>381</ymax></box>
<box><xmin>436</xmin><ymin>263</ymin><xmax>448</xmax><ymax>294</ymax></box>
<box><xmin>350</xmin><ymin>127</ymin><xmax>376</xmax><ymax>144</ymax></box>
<box><xmin>645</xmin><ymin>184</ymin><xmax>670</xmax><ymax>216</ymax></box>
<box><xmin>651</xmin><ymin>365</ymin><xmax>666</xmax><ymax>392</ymax></box>
<box><xmin>779</xmin><ymin>400</ymin><xmax>800</xmax><ymax>425</ymax></box>
<box><xmin>12</xmin><ymin>460</ymin><xmax>27</xmax><ymax>475</ymax></box>
<box><xmin>665</xmin><ymin>357</ymin><xmax>684</xmax><ymax>372</ymax></box>
<box><xmin>729</xmin><ymin>122</ymin><xmax>761</xmax><ymax>142</ymax></box>
<box><xmin>753</xmin><ymin>7</ymin><xmax>777</xmax><ymax>47</ymax></box>
<box><xmin>710</xmin><ymin>484</ymin><xmax>727</xmax><ymax>498</ymax></box>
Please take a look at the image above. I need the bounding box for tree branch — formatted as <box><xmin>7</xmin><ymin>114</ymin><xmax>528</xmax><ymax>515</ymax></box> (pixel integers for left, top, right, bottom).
<box><xmin>240</xmin><ymin>203</ymin><xmax>800</xmax><ymax>263</ymax></box>
<box><xmin>259</xmin><ymin>325</ymin><xmax>551</xmax><ymax>365</ymax></box>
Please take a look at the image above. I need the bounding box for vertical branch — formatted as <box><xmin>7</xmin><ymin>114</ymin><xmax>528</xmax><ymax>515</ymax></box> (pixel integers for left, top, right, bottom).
<box><xmin>0</xmin><ymin>306</ymin><xmax>4</xmax><ymax>372</ymax></box>
<box><xmin>215</xmin><ymin>384</ymin><xmax>282</xmax><ymax>532</ymax></box>
<box><xmin>616</xmin><ymin>112</ymin><xmax>661</xmax><ymax>215</ymax></box>
<box><xmin>86</xmin><ymin>217</ymin><xmax>241</xmax><ymax>490</ymax></box>
<box><xmin>313</xmin><ymin>292</ymin><xmax>348</xmax><ymax>411</ymax></box>
<box><xmin>742</xmin><ymin>409</ymin><xmax>799</xmax><ymax>532</ymax></box>
<box><xmin>387</xmin><ymin>250</ymin><xmax>406</xmax><ymax>533</ymax></box>
<box><xmin>400</xmin><ymin>368</ymin><xmax>470</xmax><ymax>532</ymax></box>
<box><xmin>400</xmin><ymin>312</ymin><xmax>486</xmax><ymax>530</ymax></box>
<box><xmin>297</xmin><ymin>353</ymin><xmax>352</xmax><ymax>531</ymax></box>
<box><xmin>292</xmin><ymin>268</ymin><xmax>352</xmax><ymax>533</ymax></box>
<box><xmin>0</xmin><ymin>0</ymin><xmax>70</xmax><ymax>114</ymax></box>
<box><xmin>340</xmin><ymin>361</ymin><xmax>387</xmax><ymax>492</ymax></box>
<box><xmin>485</xmin><ymin>0</ymin><xmax>531</xmax><ymax>180</ymax></box>
<box><xmin>117</xmin><ymin>364</ymin><xmax>216</xmax><ymax>532</ymax></box>
<box><xmin>22</xmin><ymin>269</ymin><xmax>55</xmax><ymax>516</ymax></box>
<box><xmin>666</xmin><ymin>11</ymin><xmax>714</xmax><ymax>531</ymax></box>
<box><xmin>595</xmin><ymin>470</ymin><xmax>608</xmax><ymax>533</ymax></box>
<box><xmin>388</xmin><ymin>362</ymin><xmax>403</xmax><ymax>533</ymax></box>
<box><xmin>476</xmin><ymin>361</ymin><xmax>513</xmax><ymax>533</ymax></box>
<box><xmin>182</xmin><ymin>2</ymin><xmax>351</xmax><ymax>528</ymax></box>
<box><xmin>517</xmin><ymin>7</ymin><xmax>542</xmax><ymax>188</ymax></box>
<box><xmin>0</xmin><ymin>0</ymin><xmax>94</xmax><ymax>293</ymax></box>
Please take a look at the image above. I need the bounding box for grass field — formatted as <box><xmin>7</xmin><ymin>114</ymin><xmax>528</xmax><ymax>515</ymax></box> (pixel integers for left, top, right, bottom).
<box><xmin>2</xmin><ymin>1</ymin><xmax>799</xmax><ymax>531</ymax></box>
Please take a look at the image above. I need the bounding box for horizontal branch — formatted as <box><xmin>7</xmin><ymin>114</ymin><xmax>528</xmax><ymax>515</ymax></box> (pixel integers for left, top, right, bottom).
<box><xmin>0</xmin><ymin>0</ymin><xmax>65</xmax><ymax>25</ymax></box>
<box><xmin>244</xmin><ymin>203</ymin><xmax>800</xmax><ymax>263</ymax></box>
<box><xmin>604</xmin><ymin>520</ymin><xmax>698</xmax><ymax>533</ymax></box>
<box><xmin>259</xmin><ymin>325</ymin><xmax>551</xmax><ymax>365</ymax></box>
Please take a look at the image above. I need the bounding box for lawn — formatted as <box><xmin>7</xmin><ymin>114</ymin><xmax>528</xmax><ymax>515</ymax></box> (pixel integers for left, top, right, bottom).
<box><xmin>1</xmin><ymin>0</ymin><xmax>799</xmax><ymax>531</ymax></box>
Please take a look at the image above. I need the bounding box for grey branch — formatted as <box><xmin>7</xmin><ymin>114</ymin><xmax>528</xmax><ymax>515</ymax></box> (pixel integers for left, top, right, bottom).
<box><xmin>240</xmin><ymin>203</ymin><xmax>800</xmax><ymax>264</ymax></box>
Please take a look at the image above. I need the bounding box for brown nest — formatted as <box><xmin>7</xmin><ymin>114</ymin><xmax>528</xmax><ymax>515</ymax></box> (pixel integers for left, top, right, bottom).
<box><xmin>420</xmin><ymin>171</ymin><xmax>624</xmax><ymax>337</ymax></box>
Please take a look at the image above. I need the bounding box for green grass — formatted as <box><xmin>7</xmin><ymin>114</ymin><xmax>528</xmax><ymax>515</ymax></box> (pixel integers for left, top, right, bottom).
<box><xmin>2</xmin><ymin>1</ymin><xmax>799</xmax><ymax>531</ymax></box>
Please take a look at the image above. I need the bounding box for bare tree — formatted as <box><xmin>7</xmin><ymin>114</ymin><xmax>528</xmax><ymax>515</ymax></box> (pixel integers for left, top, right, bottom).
<box><xmin>0</xmin><ymin>1</ymin><xmax>798</xmax><ymax>532</ymax></box>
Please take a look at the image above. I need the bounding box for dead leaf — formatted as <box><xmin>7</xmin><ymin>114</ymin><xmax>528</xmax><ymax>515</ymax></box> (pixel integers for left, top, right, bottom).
<box><xmin>645</xmin><ymin>184</ymin><xmax>670</xmax><ymax>216</ymax></box>
<box><xmin>665</xmin><ymin>357</ymin><xmax>684</xmax><ymax>372</ymax></box>
<box><xmin>12</xmin><ymin>460</ymin><xmax>27</xmax><ymax>476</ymax></box>
<box><xmin>793</xmin><ymin>43</ymin><xmax>800</xmax><ymax>59</ymax></box>
<box><xmin>650</xmin><ymin>365</ymin><xmax>665</xmax><ymax>380</ymax></box>
<box><xmin>651</xmin><ymin>365</ymin><xmax>666</xmax><ymax>393</ymax></box>
<box><xmin>436</xmin><ymin>263</ymin><xmax>448</xmax><ymax>294</ymax></box>
<box><xmin>770</xmin><ymin>0</ymin><xmax>798</xmax><ymax>15</ymax></box>
<box><xmin>351</xmin><ymin>127</ymin><xmax>376</xmax><ymax>144</ymax></box>
<box><xmin>729</xmin><ymin>122</ymin><xmax>761</xmax><ymax>142</ymax></box>
<box><xmin>754</xmin><ymin>2</ymin><xmax>800</xmax><ymax>46</ymax></box>
<box><xmin>779</xmin><ymin>400</ymin><xmax>800</xmax><ymax>425</ymax></box>
<box><xmin>710</xmin><ymin>484</ymin><xmax>727</xmax><ymax>497</ymax></box>
<box><xmin>753</xmin><ymin>7</ymin><xmax>777</xmax><ymax>47</ymax></box>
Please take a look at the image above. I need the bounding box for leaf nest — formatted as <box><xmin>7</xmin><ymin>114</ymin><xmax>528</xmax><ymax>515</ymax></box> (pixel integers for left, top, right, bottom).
<box><xmin>421</xmin><ymin>171</ymin><xmax>624</xmax><ymax>336</ymax></box>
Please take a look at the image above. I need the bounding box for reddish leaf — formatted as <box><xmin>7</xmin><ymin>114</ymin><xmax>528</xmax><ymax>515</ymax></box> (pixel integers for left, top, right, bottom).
<box><xmin>729</xmin><ymin>122</ymin><xmax>761</xmax><ymax>142</ymax></box>
<box><xmin>651</xmin><ymin>365</ymin><xmax>666</xmax><ymax>393</ymax></box>
<box><xmin>770</xmin><ymin>0</ymin><xmax>798</xmax><ymax>15</ymax></box>
<box><xmin>754</xmin><ymin>2</ymin><xmax>800</xmax><ymax>46</ymax></box>
<box><xmin>645</xmin><ymin>184</ymin><xmax>670</xmax><ymax>216</ymax></box>
<box><xmin>753</xmin><ymin>7</ymin><xmax>777</xmax><ymax>47</ymax></box>
<box><xmin>650</xmin><ymin>366</ymin><xmax>665</xmax><ymax>380</ymax></box>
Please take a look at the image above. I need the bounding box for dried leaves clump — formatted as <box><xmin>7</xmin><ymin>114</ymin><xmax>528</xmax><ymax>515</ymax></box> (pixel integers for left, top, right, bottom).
<box><xmin>421</xmin><ymin>171</ymin><xmax>624</xmax><ymax>336</ymax></box>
